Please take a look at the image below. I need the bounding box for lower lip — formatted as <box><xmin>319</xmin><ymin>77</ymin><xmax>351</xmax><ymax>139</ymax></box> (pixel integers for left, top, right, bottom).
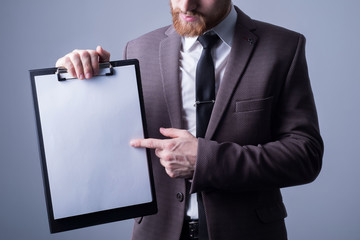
<box><xmin>180</xmin><ymin>13</ymin><xmax>198</xmax><ymax>22</ymax></box>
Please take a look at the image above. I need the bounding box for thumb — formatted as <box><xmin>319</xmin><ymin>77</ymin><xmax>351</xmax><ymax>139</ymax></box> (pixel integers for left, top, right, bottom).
<box><xmin>96</xmin><ymin>45</ymin><xmax>110</xmax><ymax>62</ymax></box>
<box><xmin>160</xmin><ymin>127</ymin><xmax>191</xmax><ymax>138</ymax></box>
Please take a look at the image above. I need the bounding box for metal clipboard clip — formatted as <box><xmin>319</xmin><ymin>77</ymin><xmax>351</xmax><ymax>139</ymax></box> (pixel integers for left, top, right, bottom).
<box><xmin>56</xmin><ymin>62</ymin><xmax>113</xmax><ymax>81</ymax></box>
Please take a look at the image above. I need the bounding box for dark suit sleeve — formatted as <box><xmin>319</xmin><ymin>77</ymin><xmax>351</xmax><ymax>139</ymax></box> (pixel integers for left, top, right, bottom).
<box><xmin>190</xmin><ymin>35</ymin><xmax>324</xmax><ymax>193</ymax></box>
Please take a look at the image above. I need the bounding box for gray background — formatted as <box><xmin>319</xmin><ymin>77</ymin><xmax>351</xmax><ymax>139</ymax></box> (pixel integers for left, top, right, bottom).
<box><xmin>0</xmin><ymin>0</ymin><xmax>359</xmax><ymax>239</ymax></box>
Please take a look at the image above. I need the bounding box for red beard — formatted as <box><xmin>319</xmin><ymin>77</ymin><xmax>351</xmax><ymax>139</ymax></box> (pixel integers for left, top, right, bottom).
<box><xmin>171</xmin><ymin>7</ymin><xmax>207</xmax><ymax>37</ymax></box>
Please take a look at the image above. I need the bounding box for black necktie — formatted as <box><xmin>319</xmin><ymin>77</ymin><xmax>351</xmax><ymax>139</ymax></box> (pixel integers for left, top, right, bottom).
<box><xmin>196</xmin><ymin>32</ymin><xmax>219</xmax><ymax>240</ymax></box>
<box><xmin>196</xmin><ymin>32</ymin><xmax>219</xmax><ymax>138</ymax></box>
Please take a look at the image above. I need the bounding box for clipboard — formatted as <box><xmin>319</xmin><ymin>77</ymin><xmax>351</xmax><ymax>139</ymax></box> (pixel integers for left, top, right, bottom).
<box><xmin>30</xmin><ymin>60</ymin><xmax>157</xmax><ymax>233</ymax></box>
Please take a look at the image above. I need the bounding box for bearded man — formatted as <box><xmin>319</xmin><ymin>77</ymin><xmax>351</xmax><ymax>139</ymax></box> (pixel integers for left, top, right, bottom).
<box><xmin>56</xmin><ymin>0</ymin><xmax>323</xmax><ymax>239</ymax></box>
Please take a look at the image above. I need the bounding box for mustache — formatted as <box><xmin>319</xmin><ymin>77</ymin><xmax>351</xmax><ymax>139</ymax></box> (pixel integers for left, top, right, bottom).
<box><xmin>172</xmin><ymin>8</ymin><xmax>203</xmax><ymax>17</ymax></box>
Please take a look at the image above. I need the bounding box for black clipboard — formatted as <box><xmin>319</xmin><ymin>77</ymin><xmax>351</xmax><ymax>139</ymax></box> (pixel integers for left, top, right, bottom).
<box><xmin>30</xmin><ymin>60</ymin><xmax>157</xmax><ymax>233</ymax></box>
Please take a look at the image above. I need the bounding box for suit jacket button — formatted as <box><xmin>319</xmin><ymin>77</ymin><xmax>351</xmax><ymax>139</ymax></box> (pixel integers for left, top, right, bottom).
<box><xmin>176</xmin><ymin>192</ymin><xmax>184</xmax><ymax>202</ymax></box>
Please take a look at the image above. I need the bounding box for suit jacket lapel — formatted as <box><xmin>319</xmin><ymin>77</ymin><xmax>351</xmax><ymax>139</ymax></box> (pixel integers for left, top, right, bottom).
<box><xmin>206</xmin><ymin>7</ymin><xmax>258</xmax><ymax>139</ymax></box>
<box><xmin>159</xmin><ymin>26</ymin><xmax>183</xmax><ymax>129</ymax></box>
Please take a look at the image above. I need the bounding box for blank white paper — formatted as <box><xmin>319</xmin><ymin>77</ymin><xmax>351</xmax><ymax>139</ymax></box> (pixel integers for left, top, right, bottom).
<box><xmin>34</xmin><ymin>65</ymin><xmax>152</xmax><ymax>220</ymax></box>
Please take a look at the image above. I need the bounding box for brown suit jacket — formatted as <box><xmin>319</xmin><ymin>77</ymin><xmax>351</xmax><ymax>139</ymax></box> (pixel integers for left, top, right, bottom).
<box><xmin>124</xmin><ymin>6</ymin><xmax>323</xmax><ymax>240</ymax></box>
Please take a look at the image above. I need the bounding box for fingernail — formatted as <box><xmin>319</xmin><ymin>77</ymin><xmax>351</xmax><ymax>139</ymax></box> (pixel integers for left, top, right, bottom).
<box><xmin>85</xmin><ymin>73</ymin><xmax>91</xmax><ymax>79</ymax></box>
<box><xmin>79</xmin><ymin>74</ymin><xmax>84</xmax><ymax>79</ymax></box>
<box><xmin>129</xmin><ymin>140</ymin><xmax>136</xmax><ymax>146</ymax></box>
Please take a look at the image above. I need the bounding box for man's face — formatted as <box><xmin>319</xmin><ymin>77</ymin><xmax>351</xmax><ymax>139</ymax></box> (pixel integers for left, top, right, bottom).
<box><xmin>170</xmin><ymin>0</ymin><xmax>232</xmax><ymax>37</ymax></box>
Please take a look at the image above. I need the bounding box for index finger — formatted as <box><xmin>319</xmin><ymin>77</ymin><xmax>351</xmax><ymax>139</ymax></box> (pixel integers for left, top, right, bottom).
<box><xmin>130</xmin><ymin>138</ymin><xmax>164</xmax><ymax>149</ymax></box>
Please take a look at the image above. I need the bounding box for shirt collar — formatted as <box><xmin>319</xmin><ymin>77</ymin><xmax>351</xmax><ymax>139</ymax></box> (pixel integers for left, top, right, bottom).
<box><xmin>182</xmin><ymin>5</ymin><xmax>237</xmax><ymax>52</ymax></box>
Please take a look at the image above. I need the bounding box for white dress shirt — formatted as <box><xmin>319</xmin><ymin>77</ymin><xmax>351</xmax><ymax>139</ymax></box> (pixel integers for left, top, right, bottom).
<box><xmin>178</xmin><ymin>5</ymin><xmax>237</xmax><ymax>219</ymax></box>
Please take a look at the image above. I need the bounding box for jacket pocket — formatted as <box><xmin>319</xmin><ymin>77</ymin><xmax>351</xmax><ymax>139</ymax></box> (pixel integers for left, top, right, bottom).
<box><xmin>256</xmin><ymin>202</ymin><xmax>287</xmax><ymax>223</ymax></box>
<box><xmin>235</xmin><ymin>96</ymin><xmax>273</xmax><ymax>113</ymax></box>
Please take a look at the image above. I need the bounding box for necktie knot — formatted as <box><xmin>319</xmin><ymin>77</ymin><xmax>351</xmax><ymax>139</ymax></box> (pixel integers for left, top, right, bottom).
<box><xmin>198</xmin><ymin>32</ymin><xmax>219</xmax><ymax>49</ymax></box>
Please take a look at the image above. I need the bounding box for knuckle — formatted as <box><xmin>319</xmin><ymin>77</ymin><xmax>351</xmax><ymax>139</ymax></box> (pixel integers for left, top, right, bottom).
<box><xmin>79</xmin><ymin>50</ymin><xmax>90</xmax><ymax>59</ymax></box>
<box><xmin>163</xmin><ymin>154</ymin><xmax>172</xmax><ymax>162</ymax></box>
<box><xmin>165</xmin><ymin>141</ymin><xmax>176</xmax><ymax>150</ymax></box>
<box><xmin>91</xmin><ymin>54</ymin><xmax>99</xmax><ymax>63</ymax></box>
<box><xmin>63</xmin><ymin>55</ymin><xmax>71</xmax><ymax>63</ymax></box>
<box><xmin>69</xmin><ymin>52</ymin><xmax>80</xmax><ymax>61</ymax></box>
<box><xmin>63</xmin><ymin>58</ymin><xmax>74</xmax><ymax>71</ymax></box>
<box><xmin>168</xmin><ymin>164</ymin><xmax>176</xmax><ymax>171</ymax></box>
<box><xmin>87</xmin><ymin>49</ymin><xmax>97</xmax><ymax>55</ymax></box>
<box><xmin>147</xmin><ymin>141</ymin><xmax>155</xmax><ymax>149</ymax></box>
